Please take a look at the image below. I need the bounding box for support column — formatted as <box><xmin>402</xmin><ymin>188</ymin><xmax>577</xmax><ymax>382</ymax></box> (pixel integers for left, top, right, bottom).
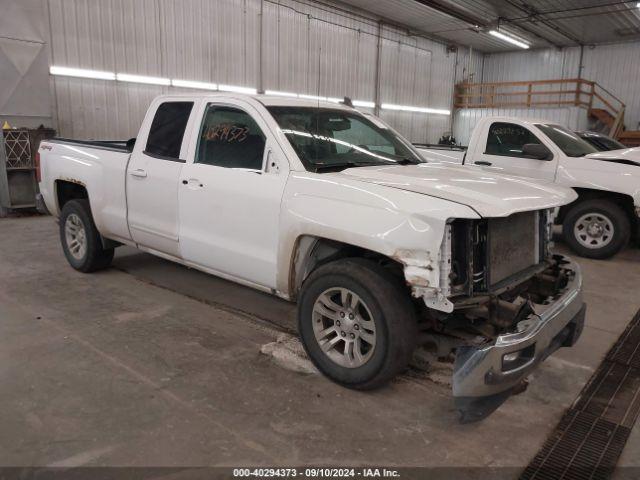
<box><xmin>258</xmin><ymin>0</ymin><xmax>265</xmax><ymax>94</ymax></box>
<box><xmin>373</xmin><ymin>21</ymin><xmax>383</xmax><ymax>116</ymax></box>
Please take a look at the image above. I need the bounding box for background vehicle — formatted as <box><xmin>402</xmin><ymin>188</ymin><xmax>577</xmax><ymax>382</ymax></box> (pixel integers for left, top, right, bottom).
<box><xmin>577</xmin><ymin>131</ymin><xmax>627</xmax><ymax>151</ymax></box>
<box><xmin>38</xmin><ymin>95</ymin><xmax>584</xmax><ymax>422</ymax></box>
<box><xmin>417</xmin><ymin>117</ymin><xmax>640</xmax><ymax>259</ymax></box>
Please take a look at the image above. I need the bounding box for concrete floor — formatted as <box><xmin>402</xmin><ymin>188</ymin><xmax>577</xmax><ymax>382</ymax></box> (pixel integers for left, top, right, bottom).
<box><xmin>1</xmin><ymin>215</ymin><xmax>640</xmax><ymax>471</ymax></box>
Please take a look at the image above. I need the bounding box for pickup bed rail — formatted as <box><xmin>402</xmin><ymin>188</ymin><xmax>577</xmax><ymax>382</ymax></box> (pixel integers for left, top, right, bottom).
<box><xmin>49</xmin><ymin>137</ymin><xmax>135</xmax><ymax>153</ymax></box>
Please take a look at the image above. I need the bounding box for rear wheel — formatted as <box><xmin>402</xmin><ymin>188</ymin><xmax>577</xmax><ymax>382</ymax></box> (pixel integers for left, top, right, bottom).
<box><xmin>59</xmin><ymin>199</ymin><xmax>114</xmax><ymax>272</ymax></box>
<box><xmin>563</xmin><ymin>199</ymin><xmax>630</xmax><ymax>259</ymax></box>
<box><xmin>298</xmin><ymin>258</ymin><xmax>417</xmax><ymax>390</ymax></box>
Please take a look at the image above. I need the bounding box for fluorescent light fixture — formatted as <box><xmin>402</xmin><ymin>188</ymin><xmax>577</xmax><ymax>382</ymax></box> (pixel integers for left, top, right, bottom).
<box><xmin>265</xmin><ymin>90</ymin><xmax>299</xmax><ymax>97</ymax></box>
<box><xmin>353</xmin><ymin>100</ymin><xmax>376</xmax><ymax>108</ymax></box>
<box><xmin>489</xmin><ymin>30</ymin><xmax>530</xmax><ymax>49</ymax></box>
<box><xmin>261</xmin><ymin>91</ymin><xmax>373</xmax><ymax>108</ymax></box>
<box><xmin>381</xmin><ymin>103</ymin><xmax>450</xmax><ymax>115</ymax></box>
<box><xmin>171</xmin><ymin>79</ymin><xmax>218</xmax><ymax>90</ymax></box>
<box><xmin>49</xmin><ymin>68</ymin><xmax>373</xmax><ymax>108</ymax></box>
<box><xmin>298</xmin><ymin>94</ymin><xmax>341</xmax><ymax>103</ymax></box>
<box><xmin>218</xmin><ymin>84</ymin><xmax>257</xmax><ymax>94</ymax></box>
<box><xmin>50</xmin><ymin>66</ymin><xmax>115</xmax><ymax>80</ymax></box>
<box><xmin>299</xmin><ymin>94</ymin><xmax>326</xmax><ymax>101</ymax></box>
<box><xmin>116</xmin><ymin>73</ymin><xmax>170</xmax><ymax>86</ymax></box>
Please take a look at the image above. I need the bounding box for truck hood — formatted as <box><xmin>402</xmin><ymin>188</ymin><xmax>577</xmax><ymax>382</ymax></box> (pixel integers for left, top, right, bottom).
<box><xmin>336</xmin><ymin>163</ymin><xmax>577</xmax><ymax>217</ymax></box>
<box><xmin>586</xmin><ymin>147</ymin><xmax>640</xmax><ymax>166</ymax></box>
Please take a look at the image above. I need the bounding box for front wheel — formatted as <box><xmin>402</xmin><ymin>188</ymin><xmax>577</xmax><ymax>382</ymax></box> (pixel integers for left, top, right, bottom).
<box><xmin>562</xmin><ymin>199</ymin><xmax>630</xmax><ymax>259</ymax></box>
<box><xmin>297</xmin><ymin>258</ymin><xmax>417</xmax><ymax>390</ymax></box>
<box><xmin>59</xmin><ymin>199</ymin><xmax>114</xmax><ymax>272</ymax></box>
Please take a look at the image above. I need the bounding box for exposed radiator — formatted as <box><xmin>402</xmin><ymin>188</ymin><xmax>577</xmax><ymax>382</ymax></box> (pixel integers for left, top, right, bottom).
<box><xmin>488</xmin><ymin>211</ymin><xmax>540</xmax><ymax>286</ymax></box>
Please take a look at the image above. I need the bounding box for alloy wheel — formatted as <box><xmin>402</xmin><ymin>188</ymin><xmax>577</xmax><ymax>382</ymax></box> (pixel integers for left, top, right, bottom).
<box><xmin>312</xmin><ymin>287</ymin><xmax>376</xmax><ymax>368</ymax></box>
<box><xmin>65</xmin><ymin>213</ymin><xmax>87</xmax><ymax>260</ymax></box>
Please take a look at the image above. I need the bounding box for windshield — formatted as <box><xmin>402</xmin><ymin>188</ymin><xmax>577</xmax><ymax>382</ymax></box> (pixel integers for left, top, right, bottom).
<box><xmin>581</xmin><ymin>134</ymin><xmax>626</xmax><ymax>151</ymax></box>
<box><xmin>267</xmin><ymin>107</ymin><xmax>423</xmax><ymax>171</ymax></box>
<box><xmin>536</xmin><ymin>124</ymin><xmax>598</xmax><ymax>157</ymax></box>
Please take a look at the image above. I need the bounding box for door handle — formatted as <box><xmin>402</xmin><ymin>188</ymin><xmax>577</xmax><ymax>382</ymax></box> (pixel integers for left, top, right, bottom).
<box><xmin>474</xmin><ymin>161</ymin><xmax>492</xmax><ymax>166</ymax></box>
<box><xmin>129</xmin><ymin>169</ymin><xmax>147</xmax><ymax>178</ymax></box>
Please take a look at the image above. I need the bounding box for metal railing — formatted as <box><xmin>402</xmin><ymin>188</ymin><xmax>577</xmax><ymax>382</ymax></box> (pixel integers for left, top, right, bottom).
<box><xmin>454</xmin><ymin>78</ymin><xmax>626</xmax><ymax>137</ymax></box>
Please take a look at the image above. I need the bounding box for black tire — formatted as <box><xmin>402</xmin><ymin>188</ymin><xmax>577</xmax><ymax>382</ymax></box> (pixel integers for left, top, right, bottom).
<box><xmin>562</xmin><ymin>199</ymin><xmax>630</xmax><ymax>259</ymax></box>
<box><xmin>298</xmin><ymin>258</ymin><xmax>417</xmax><ymax>390</ymax></box>
<box><xmin>59</xmin><ymin>199</ymin><xmax>114</xmax><ymax>272</ymax></box>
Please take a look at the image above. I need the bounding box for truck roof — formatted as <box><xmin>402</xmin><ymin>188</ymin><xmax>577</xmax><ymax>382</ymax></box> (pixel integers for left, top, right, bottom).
<box><xmin>152</xmin><ymin>92</ymin><xmax>355</xmax><ymax>111</ymax></box>
<box><xmin>257</xmin><ymin>95</ymin><xmax>353</xmax><ymax>110</ymax></box>
<box><xmin>480</xmin><ymin>116</ymin><xmax>557</xmax><ymax>126</ymax></box>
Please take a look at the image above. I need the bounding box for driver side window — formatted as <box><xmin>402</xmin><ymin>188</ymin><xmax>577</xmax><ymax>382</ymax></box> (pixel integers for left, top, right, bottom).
<box><xmin>196</xmin><ymin>105</ymin><xmax>266</xmax><ymax>170</ymax></box>
<box><xmin>485</xmin><ymin>122</ymin><xmax>542</xmax><ymax>158</ymax></box>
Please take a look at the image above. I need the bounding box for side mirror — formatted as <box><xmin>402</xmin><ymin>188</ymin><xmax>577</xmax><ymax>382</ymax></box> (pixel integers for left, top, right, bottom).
<box><xmin>522</xmin><ymin>143</ymin><xmax>552</xmax><ymax>161</ymax></box>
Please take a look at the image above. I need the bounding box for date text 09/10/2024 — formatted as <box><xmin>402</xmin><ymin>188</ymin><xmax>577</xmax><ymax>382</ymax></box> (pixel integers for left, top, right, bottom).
<box><xmin>232</xmin><ymin>468</ymin><xmax>401</xmax><ymax>478</ymax></box>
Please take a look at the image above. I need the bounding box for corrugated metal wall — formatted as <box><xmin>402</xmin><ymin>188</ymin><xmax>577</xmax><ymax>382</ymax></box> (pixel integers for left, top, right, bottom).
<box><xmin>262</xmin><ymin>0</ymin><xmax>378</xmax><ymax>100</ymax></box>
<box><xmin>482</xmin><ymin>48</ymin><xmax>581</xmax><ymax>83</ymax></box>
<box><xmin>479</xmin><ymin>42</ymin><xmax>640</xmax><ymax>133</ymax></box>
<box><xmin>45</xmin><ymin>0</ymin><xmax>474</xmax><ymax>142</ymax></box>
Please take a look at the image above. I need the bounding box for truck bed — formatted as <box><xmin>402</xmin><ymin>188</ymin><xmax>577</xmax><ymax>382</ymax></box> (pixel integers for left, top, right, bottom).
<box><xmin>39</xmin><ymin>137</ymin><xmax>134</xmax><ymax>243</ymax></box>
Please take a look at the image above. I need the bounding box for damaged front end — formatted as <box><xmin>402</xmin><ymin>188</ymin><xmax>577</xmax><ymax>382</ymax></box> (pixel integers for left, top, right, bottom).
<box><xmin>451</xmin><ymin>256</ymin><xmax>584</xmax><ymax>422</ymax></box>
<box><xmin>411</xmin><ymin>210</ymin><xmax>586</xmax><ymax>422</ymax></box>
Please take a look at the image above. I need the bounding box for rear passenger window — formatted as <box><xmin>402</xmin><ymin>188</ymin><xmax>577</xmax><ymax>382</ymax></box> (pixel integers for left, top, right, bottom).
<box><xmin>485</xmin><ymin>122</ymin><xmax>542</xmax><ymax>158</ymax></box>
<box><xmin>145</xmin><ymin>102</ymin><xmax>194</xmax><ymax>160</ymax></box>
<box><xmin>196</xmin><ymin>105</ymin><xmax>266</xmax><ymax>170</ymax></box>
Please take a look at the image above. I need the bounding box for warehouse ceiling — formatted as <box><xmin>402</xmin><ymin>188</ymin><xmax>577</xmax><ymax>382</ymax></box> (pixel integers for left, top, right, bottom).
<box><xmin>338</xmin><ymin>0</ymin><xmax>640</xmax><ymax>52</ymax></box>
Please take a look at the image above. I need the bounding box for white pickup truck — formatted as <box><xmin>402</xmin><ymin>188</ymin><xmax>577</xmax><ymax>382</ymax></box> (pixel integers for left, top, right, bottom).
<box><xmin>38</xmin><ymin>94</ymin><xmax>585</xmax><ymax>422</ymax></box>
<box><xmin>416</xmin><ymin>117</ymin><xmax>640</xmax><ymax>259</ymax></box>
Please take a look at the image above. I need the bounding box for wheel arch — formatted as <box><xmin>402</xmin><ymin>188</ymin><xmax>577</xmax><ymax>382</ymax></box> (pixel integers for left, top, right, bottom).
<box><xmin>287</xmin><ymin>235</ymin><xmax>405</xmax><ymax>302</ymax></box>
<box><xmin>55</xmin><ymin>179</ymin><xmax>89</xmax><ymax>212</ymax></box>
<box><xmin>557</xmin><ymin>188</ymin><xmax>637</xmax><ymax>232</ymax></box>
<box><xmin>56</xmin><ymin>182</ymin><xmax>120</xmax><ymax>250</ymax></box>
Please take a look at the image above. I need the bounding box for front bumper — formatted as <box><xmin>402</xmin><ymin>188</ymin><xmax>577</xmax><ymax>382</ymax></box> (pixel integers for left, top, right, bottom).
<box><xmin>452</xmin><ymin>256</ymin><xmax>585</xmax><ymax>423</ymax></box>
